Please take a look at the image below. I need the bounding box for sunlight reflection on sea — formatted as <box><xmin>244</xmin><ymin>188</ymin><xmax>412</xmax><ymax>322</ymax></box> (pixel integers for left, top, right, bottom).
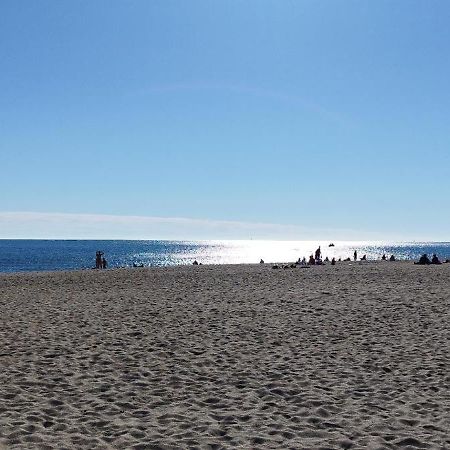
<box><xmin>0</xmin><ymin>240</ymin><xmax>449</xmax><ymax>272</ymax></box>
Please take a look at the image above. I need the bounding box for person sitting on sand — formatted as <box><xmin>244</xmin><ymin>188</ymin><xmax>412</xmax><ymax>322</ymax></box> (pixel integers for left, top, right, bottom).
<box><xmin>324</xmin><ymin>256</ymin><xmax>329</xmax><ymax>262</ymax></box>
<box><xmin>389</xmin><ymin>255</ymin><xmax>396</xmax><ymax>261</ymax></box>
<box><xmin>260</xmin><ymin>259</ymin><xmax>264</xmax><ymax>264</ymax></box>
<box><xmin>193</xmin><ymin>260</ymin><xmax>199</xmax><ymax>265</ymax></box>
<box><xmin>381</xmin><ymin>254</ymin><xmax>387</xmax><ymax>260</ymax></box>
<box><xmin>308</xmin><ymin>255</ymin><xmax>315</xmax><ymax>265</ymax></box>
<box><xmin>415</xmin><ymin>254</ymin><xmax>431</xmax><ymax>265</ymax></box>
<box><xmin>360</xmin><ymin>254</ymin><xmax>367</xmax><ymax>261</ymax></box>
<box><xmin>431</xmin><ymin>254</ymin><xmax>442</xmax><ymax>265</ymax></box>
<box><xmin>331</xmin><ymin>257</ymin><xmax>336</xmax><ymax>265</ymax></box>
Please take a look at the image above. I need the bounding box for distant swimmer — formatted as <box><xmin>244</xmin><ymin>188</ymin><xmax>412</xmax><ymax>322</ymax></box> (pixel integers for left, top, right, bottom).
<box><xmin>329</xmin><ymin>243</ymin><xmax>335</xmax><ymax>247</ymax></box>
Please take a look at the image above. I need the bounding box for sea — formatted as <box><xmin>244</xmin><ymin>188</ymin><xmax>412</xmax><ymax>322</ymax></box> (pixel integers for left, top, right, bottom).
<box><xmin>0</xmin><ymin>240</ymin><xmax>449</xmax><ymax>273</ymax></box>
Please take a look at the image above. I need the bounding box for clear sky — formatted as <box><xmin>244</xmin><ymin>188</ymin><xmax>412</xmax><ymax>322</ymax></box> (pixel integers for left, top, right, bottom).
<box><xmin>1</xmin><ymin>1</ymin><xmax>449</xmax><ymax>240</ymax></box>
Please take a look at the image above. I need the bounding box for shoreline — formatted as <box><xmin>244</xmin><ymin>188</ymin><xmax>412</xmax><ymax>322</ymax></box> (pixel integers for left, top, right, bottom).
<box><xmin>0</xmin><ymin>258</ymin><xmax>448</xmax><ymax>277</ymax></box>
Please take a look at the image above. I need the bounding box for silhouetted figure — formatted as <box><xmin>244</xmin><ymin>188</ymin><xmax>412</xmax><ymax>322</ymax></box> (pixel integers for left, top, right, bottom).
<box><xmin>353</xmin><ymin>250</ymin><xmax>357</xmax><ymax>261</ymax></box>
<box><xmin>338</xmin><ymin>258</ymin><xmax>342</xmax><ymax>262</ymax></box>
<box><xmin>260</xmin><ymin>259</ymin><xmax>264</xmax><ymax>264</ymax></box>
<box><xmin>431</xmin><ymin>254</ymin><xmax>442</xmax><ymax>265</ymax></box>
<box><xmin>95</xmin><ymin>251</ymin><xmax>103</xmax><ymax>269</ymax></box>
<box><xmin>315</xmin><ymin>246</ymin><xmax>321</xmax><ymax>260</ymax></box>
<box><xmin>361</xmin><ymin>254</ymin><xmax>367</xmax><ymax>261</ymax></box>
<box><xmin>193</xmin><ymin>260</ymin><xmax>199</xmax><ymax>265</ymax></box>
<box><xmin>324</xmin><ymin>256</ymin><xmax>329</xmax><ymax>262</ymax></box>
<box><xmin>415</xmin><ymin>254</ymin><xmax>431</xmax><ymax>265</ymax></box>
<box><xmin>329</xmin><ymin>243</ymin><xmax>335</xmax><ymax>247</ymax></box>
<box><xmin>381</xmin><ymin>254</ymin><xmax>387</xmax><ymax>260</ymax></box>
<box><xmin>331</xmin><ymin>257</ymin><xmax>336</xmax><ymax>265</ymax></box>
<box><xmin>389</xmin><ymin>255</ymin><xmax>396</xmax><ymax>261</ymax></box>
<box><xmin>102</xmin><ymin>257</ymin><xmax>107</xmax><ymax>269</ymax></box>
<box><xmin>308</xmin><ymin>255</ymin><xmax>315</xmax><ymax>265</ymax></box>
<box><xmin>344</xmin><ymin>257</ymin><xmax>351</xmax><ymax>261</ymax></box>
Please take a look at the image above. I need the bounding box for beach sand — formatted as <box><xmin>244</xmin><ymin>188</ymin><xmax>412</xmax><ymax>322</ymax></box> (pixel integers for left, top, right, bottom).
<box><xmin>1</xmin><ymin>262</ymin><xmax>449</xmax><ymax>449</ymax></box>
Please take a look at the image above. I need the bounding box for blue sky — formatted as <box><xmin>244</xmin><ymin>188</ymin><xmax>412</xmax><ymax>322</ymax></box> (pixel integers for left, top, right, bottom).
<box><xmin>1</xmin><ymin>1</ymin><xmax>449</xmax><ymax>239</ymax></box>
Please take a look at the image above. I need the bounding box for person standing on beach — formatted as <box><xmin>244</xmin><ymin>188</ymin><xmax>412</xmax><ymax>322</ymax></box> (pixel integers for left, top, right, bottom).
<box><xmin>102</xmin><ymin>257</ymin><xmax>107</xmax><ymax>269</ymax></box>
<box><xmin>315</xmin><ymin>246</ymin><xmax>321</xmax><ymax>260</ymax></box>
<box><xmin>95</xmin><ymin>251</ymin><xmax>101</xmax><ymax>269</ymax></box>
<box><xmin>354</xmin><ymin>250</ymin><xmax>357</xmax><ymax>261</ymax></box>
<box><xmin>95</xmin><ymin>251</ymin><xmax>104</xmax><ymax>269</ymax></box>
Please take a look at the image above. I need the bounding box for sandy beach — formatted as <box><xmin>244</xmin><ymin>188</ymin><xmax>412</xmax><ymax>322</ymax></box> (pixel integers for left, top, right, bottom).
<box><xmin>1</xmin><ymin>262</ymin><xmax>449</xmax><ymax>449</ymax></box>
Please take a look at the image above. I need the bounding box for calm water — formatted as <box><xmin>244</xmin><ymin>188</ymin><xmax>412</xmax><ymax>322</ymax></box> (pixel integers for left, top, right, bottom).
<box><xmin>0</xmin><ymin>240</ymin><xmax>449</xmax><ymax>273</ymax></box>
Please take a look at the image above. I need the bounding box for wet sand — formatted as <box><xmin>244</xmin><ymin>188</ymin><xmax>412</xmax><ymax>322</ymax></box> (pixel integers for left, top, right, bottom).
<box><xmin>1</xmin><ymin>262</ymin><xmax>449</xmax><ymax>449</ymax></box>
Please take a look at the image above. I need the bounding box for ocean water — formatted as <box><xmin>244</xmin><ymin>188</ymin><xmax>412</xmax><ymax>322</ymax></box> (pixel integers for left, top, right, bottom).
<box><xmin>0</xmin><ymin>240</ymin><xmax>449</xmax><ymax>273</ymax></box>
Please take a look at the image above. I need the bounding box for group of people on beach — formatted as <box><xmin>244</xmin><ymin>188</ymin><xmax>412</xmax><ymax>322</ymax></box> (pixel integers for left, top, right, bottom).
<box><xmin>293</xmin><ymin>247</ymin><xmax>447</xmax><ymax>267</ymax></box>
<box><xmin>415</xmin><ymin>253</ymin><xmax>446</xmax><ymax>265</ymax></box>
<box><xmin>95</xmin><ymin>251</ymin><xmax>107</xmax><ymax>269</ymax></box>
<box><xmin>277</xmin><ymin>246</ymin><xmax>403</xmax><ymax>268</ymax></box>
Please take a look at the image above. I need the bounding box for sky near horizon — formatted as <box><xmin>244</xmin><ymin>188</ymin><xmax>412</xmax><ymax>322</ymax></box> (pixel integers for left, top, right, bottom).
<box><xmin>1</xmin><ymin>1</ymin><xmax>449</xmax><ymax>240</ymax></box>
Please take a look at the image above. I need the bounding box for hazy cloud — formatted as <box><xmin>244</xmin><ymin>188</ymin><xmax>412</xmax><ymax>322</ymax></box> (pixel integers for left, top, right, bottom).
<box><xmin>0</xmin><ymin>211</ymin><xmax>381</xmax><ymax>240</ymax></box>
